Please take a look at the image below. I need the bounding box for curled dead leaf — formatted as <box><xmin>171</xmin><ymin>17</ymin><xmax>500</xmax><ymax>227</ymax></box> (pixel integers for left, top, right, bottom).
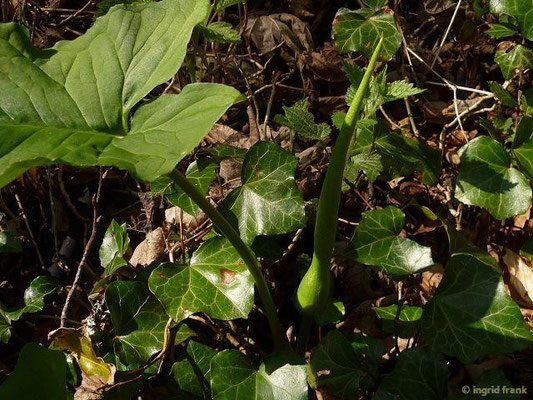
<box><xmin>503</xmin><ymin>249</ymin><xmax>533</xmax><ymax>309</ymax></box>
<box><xmin>129</xmin><ymin>227</ymin><xmax>165</xmax><ymax>267</ymax></box>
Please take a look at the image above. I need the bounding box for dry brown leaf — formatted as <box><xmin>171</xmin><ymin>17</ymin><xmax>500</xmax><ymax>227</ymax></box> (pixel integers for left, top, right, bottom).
<box><xmin>165</xmin><ymin>207</ymin><xmax>207</xmax><ymax>230</ymax></box>
<box><xmin>503</xmin><ymin>249</ymin><xmax>533</xmax><ymax>309</ymax></box>
<box><xmin>420</xmin><ymin>264</ymin><xmax>444</xmax><ymax>298</ymax></box>
<box><xmin>129</xmin><ymin>227</ymin><xmax>165</xmax><ymax>267</ymax></box>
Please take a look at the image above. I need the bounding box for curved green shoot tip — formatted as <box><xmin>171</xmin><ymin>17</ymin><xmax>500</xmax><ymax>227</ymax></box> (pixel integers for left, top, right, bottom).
<box><xmin>295</xmin><ymin>37</ymin><xmax>384</xmax><ymax>319</ymax></box>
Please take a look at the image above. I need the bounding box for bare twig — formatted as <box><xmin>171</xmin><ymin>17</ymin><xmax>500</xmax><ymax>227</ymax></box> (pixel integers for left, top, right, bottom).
<box><xmin>15</xmin><ymin>193</ymin><xmax>45</xmax><ymax>269</ymax></box>
<box><xmin>431</xmin><ymin>0</ymin><xmax>462</xmax><ymax>68</ymax></box>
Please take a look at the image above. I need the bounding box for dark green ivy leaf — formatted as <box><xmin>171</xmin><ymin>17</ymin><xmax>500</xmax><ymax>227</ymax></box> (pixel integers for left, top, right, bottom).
<box><xmin>422</xmin><ymin>253</ymin><xmax>533</xmax><ymax>363</ymax></box>
<box><xmin>495</xmin><ymin>45</ymin><xmax>533</xmax><ymax>80</ymax></box>
<box><xmin>219</xmin><ymin>141</ymin><xmax>306</xmax><ymax>244</ymax></box>
<box><xmin>485</xmin><ymin>23</ymin><xmax>518</xmax><ymax>38</ymax></box>
<box><xmin>488</xmin><ymin>81</ymin><xmax>518</xmax><ymax>107</ymax></box>
<box><xmin>100</xmin><ymin>219</ymin><xmax>129</xmax><ymax>277</ymax></box>
<box><xmin>373</xmin><ymin>304</ymin><xmax>423</xmax><ymax>337</ymax></box>
<box><xmin>347</xmin><ymin>206</ymin><xmax>434</xmax><ymax>277</ymax></box>
<box><xmin>152</xmin><ymin>159</ymin><xmax>217</xmax><ymax>216</ymax></box>
<box><xmin>332</xmin><ymin>8</ymin><xmax>401</xmax><ymax>60</ymax></box>
<box><xmin>210</xmin><ymin>350</ymin><xmax>308</xmax><ymax>400</ymax></box>
<box><xmin>5</xmin><ymin>276</ymin><xmax>59</xmax><ymax>321</ymax></box>
<box><xmin>489</xmin><ymin>0</ymin><xmax>533</xmax><ymax>40</ymax></box>
<box><xmin>149</xmin><ymin>236</ymin><xmax>254</xmax><ymax>321</ymax></box>
<box><xmin>373</xmin><ymin>347</ymin><xmax>449</xmax><ymax>400</ymax></box>
<box><xmin>172</xmin><ymin>340</ymin><xmax>217</xmax><ymax>397</ymax></box>
<box><xmin>512</xmin><ymin>116</ymin><xmax>533</xmax><ymax>180</ymax></box>
<box><xmin>0</xmin><ymin>343</ymin><xmax>67</xmax><ymax>400</ymax></box>
<box><xmin>455</xmin><ymin>136</ymin><xmax>531</xmax><ymax>219</ymax></box>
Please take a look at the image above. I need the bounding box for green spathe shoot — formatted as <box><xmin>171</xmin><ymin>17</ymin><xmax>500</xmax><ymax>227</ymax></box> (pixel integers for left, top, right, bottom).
<box><xmin>295</xmin><ymin>37</ymin><xmax>384</xmax><ymax>327</ymax></box>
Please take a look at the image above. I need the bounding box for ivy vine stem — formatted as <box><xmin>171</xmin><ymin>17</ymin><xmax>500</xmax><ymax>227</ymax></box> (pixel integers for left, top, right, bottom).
<box><xmin>167</xmin><ymin>169</ymin><xmax>286</xmax><ymax>351</ymax></box>
<box><xmin>295</xmin><ymin>37</ymin><xmax>384</xmax><ymax>338</ymax></box>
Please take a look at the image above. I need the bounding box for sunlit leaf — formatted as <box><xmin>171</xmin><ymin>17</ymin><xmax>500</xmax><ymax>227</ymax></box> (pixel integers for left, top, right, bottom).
<box><xmin>149</xmin><ymin>236</ymin><xmax>254</xmax><ymax>321</ymax></box>
<box><xmin>173</xmin><ymin>340</ymin><xmax>217</xmax><ymax>397</ymax></box>
<box><xmin>219</xmin><ymin>141</ymin><xmax>306</xmax><ymax>244</ymax></box>
<box><xmin>495</xmin><ymin>45</ymin><xmax>533</xmax><ymax>79</ymax></box>
<box><xmin>455</xmin><ymin>136</ymin><xmax>531</xmax><ymax>219</ymax></box>
<box><xmin>201</xmin><ymin>22</ymin><xmax>241</xmax><ymax>43</ymax></box>
<box><xmin>100</xmin><ymin>220</ymin><xmax>129</xmax><ymax>277</ymax></box>
<box><xmin>347</xmin><ymin>206</ymin><xmax>434</xmax><ymax>277</ymax></box>
<box><xmin>5</xmin><ymin>276</ymin><xmax>59</xmax><ymax>321</ymax></box>
<box><xmin>489</xmin><ymin>0</ymin><xmax>533</xmax><ymax>40</ymax></box>
<box><xmin>274</xmin><ymin>98</ymin><xmax>331</xmax><ymax>140</ymax></box>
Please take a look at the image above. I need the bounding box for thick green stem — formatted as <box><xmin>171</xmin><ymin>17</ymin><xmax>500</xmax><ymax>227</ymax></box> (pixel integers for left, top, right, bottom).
<box><xmin>167</xmin><ymin>169</ymin><xmax>285</xmax><ymax>351</ymax></box>
<box><xmin>296</xmin><ymin>37</ymin><xmax>384</xmax><ymax>316</ymax></box>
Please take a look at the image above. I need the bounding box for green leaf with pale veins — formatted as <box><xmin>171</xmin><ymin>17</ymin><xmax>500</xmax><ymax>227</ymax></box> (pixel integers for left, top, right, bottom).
<box><xmin>490</xmin><ymin>0</ymin><xmax>533</xmax><ymax>40</ymax></box>
<box><xmin>149</xmin><ymin>236</ymin><xmax>254</xmax><ymax>321</ymax></box>
<box><xmin>373</xmin><ymin>347</ymin><xmax>449</xmax><ymax>400</ymax></box>
<box><xmin>173</xmin><ymin>340</ymin><xmax>217</xmax><ymax>397</ymax></box>
<box><xmin>152</xmin><ymin>159</ymin><xmax>217</xmax><ymax>216</ymax></box>
<box><xmin>309</xmin><ymin>330</ymin><xmax>364</xmax><ymax>399</ymax></box>
<box><xmin>344</xmin><ymin>151</ymin><xmax>383</xmax><ymax>185</ymax></box>
<box><xmin>422</xmin><ymin>253</ymin><xmax>533</xmax><ymax>363</ymax></box>
<box><xmin>100</xmin><ymin>220</ymin><xmax>129</xmax><ymax>277</ymax></box>
<box><xmin>346</xmin><ymin>206</ymin><xmax>434</xmax><ymax>277</ymax></box>
<box><xmin>201</xmin><ymin>22</ymin><xmax>241</xmax><ymax>43</ymax></box>
<box><xmin>0</xmin><ymin>0</ymin><xmax>244</xmax><ymax>187</ymax></box>
<box><xmin>332</xmin><ymin>8</ymin><xmax>402</xmax><ymax>60</ymax></box>
<box><xmin>495</xmin><ymin>45</ymin><xmax>533</xmax><ymax>79</ymax></box>
<box><xmin>455</xmin><ymin>136</ymin><xmax>532</xmax><ymax>219</ymax></box>
<box><xmin>488</xmin><ymin>81</ymin><xmax>518</xmax><ymax>107</ymax></box>
<box><xmin>210</xmin><ymin>350</ymin><xmax>308</xmax><ymax>400</ymax></box>
<box><xmin>219</xmin><ymin>141</ymin><xmax>306</xmax><ymax>244</ymax></box>
<box><xmin>0</xmin><ymin>343</ymin><xmax>67</xmax><ymax>400</ymax></box>
<box><xmin>106</xmin><ymin>280</ymin><xmax>192</xmax><ymax>367</ymax></box>
<box><xmin>274</xmin><ymin>98</ymin><xmax>331</xmax><ymax>140</ymax></box>
<box><xmin>485</xmin><ymin>23</ymin><xmax>518</xmax><ymax>38</ymax></box>
<box><xmin>512</xmin><ymin>116</ymin><xmax>533</xmax><ymax>179</ymax></box>
<box><xmin>373</xmin><ymin>304</ymin><xmax>422</xmax><ymax>337</ymax></box>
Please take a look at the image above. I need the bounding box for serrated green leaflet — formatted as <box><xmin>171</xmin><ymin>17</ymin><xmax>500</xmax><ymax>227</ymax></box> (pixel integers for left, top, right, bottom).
<box><xmin>149</xmin><ymin>236</ymin><xmax>254</xmax><ymax>321</ymax></box>
<box><xmin>201</xmin><ymin>22</ymin><xmax>241</xmax><ymax>43</ymax></box>
<box><xmin>488</xmin><ymin>81</ymin><xmax>518</xmax><ymax>107</ymax></box>
<box><xmin>0</xmin><ymin>0</ymin><xmax>243</xmax><ymax>187</ymax></box>
<box><xmin>422</xmin><ymin>253</ymin><xmax>533</xmax><ymax>363</ymax></box>
<box><xmin>100</xmin><ymin>220</ymin><xmax>129</xmax><ymax>277</ymax></box>
<box><xmin>455</xmin><ymin>136</ymin><xmax>532</xmax><ymax>219</ymax></box>
<box><xmin>152</xmin><ymin>159</ymin><xmax>217</xmax><ymax>216</ymax></box>
<box><xmin>346</xmin><ymin>206</ymin><xmax>434</xmax><ymax>277</ymax></box>
<box><xmin>495</xmin><ymin>45</ymin><xmax>533</xmax><ymax>79</ymax></box>
<box><xmin>215</xmin><ymin>0</ymin><xmax>243</xmax><ymax>11</ymax></box>
<box><xmin>309</xmin><ymin>330</ymin><xmax>364</xmax><ymax>399</ymax></box>
<box><xmin>490</xmin><ymin>0</ymin><xmax>533</xmax><ymax>40</ymax></box>
<box><xmin>210</xmin><ymin>350</ymin><xmax>308</xmax><ymax>400</ymax></box>
<box><xmin>333</xmin><ymin>8</ymin><xmax>401</xmax><ymax>60</ymax></box>
<box><xmin>106</xmin><ymin>280</ymin><xmax>189</xmax><ymax>367</ymax></box>
<box><xmin>173</xmin><ymin>340</ymin><xmax>217</xmax><ymax>397</ymax></box>
<box><xmin>274</xmin><ymin>98</ymin><xmax>331</xmax><ymax>140</ymax></box>
<box><xmin>344</xmin><ymin>151</ymin><xmax>383</xmax><ymax>184</ymax></box>
<box><xmin>0</xmin><ymin>343</ymin><xmax>67</xmax><ymax>400</ymax></box>
<box><xmin>4</xmin><ymin>276</ymin><xmax>59</xmax><ymax>321</ymax></box>
<box><xmin>219</xmin><ymin>141</ymin><xmax>306</xmax><ymax>244</ymax></box>
<box><xmin>373</xmin><ymin>347</ymin><xmax>449</xmax><ymax>400</ymax></box>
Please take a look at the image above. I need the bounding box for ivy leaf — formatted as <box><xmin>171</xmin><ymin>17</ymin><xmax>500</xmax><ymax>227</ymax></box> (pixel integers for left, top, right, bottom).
<box><xmin>455</xmin><ymin>136</ymin><xmax>531</xmax><ymax>219</ymax></box>
<box><xmin>373</xmin><ymin>347</ymin><xmax>449</xmax><ymax>400</ymax></box>
<box><xmin>100</xmin><ymin>220</ymin><xmax>129</xmax><ymax>277</ymax></box>
<box><xmin>207</xmin><ymin>144</ymin><xmax>247</xmax><ymax>163</ymax></box>
<box><xmin>489</xmin><ymin>0</ymin><xmax>533</xmax><ymax>40</ymax></box>
<box><xmin>332</xmin><ymin>8</ymin><xmax>401</xmax><ymax>60</ymax></box>
<box><xmin>105</xmin><ymin>280</ymin><xmax>191</xmax><ymax>367</ymax></box>
<box><xmin>149</xmin><ymin>236</ymin><xmax>254</xmax><ymax>321</ymax></box>
<box><xmin>422</xmin><ymin>253</ymin><xmax>533</xmax><ymax>363</ymax></box>
<box><xmin>274</xmin><ymin>98</ymin><xmax>331</xmax><ymax>140</ymax></box>
<box><xmin>512</xmin><ymin>116</ymin><xmax>533</xmax><ymax>180</ymax></box>
<box><xmin>362</xmin><ymin>0</ymin><xmax>388</xmax><ymax>9</ymax></box>
<box><xmin>210</xmin><ymin>350</ymin><xmax>308</xmax><ymax>400</ymax></box>
<box><xmin>485</xmin><ymin>23</ymin><xmax>518</xmax><ymax>38</ymax></box>
<box><xmin>347</xmin><ymin>206</ymin><xmax>434</xmax><ymax>277</ymax></box>
<box><xmin>0</xmin><ymin>225</ymin><xmax>21</xmax><ymax>253</ymax></box>
<box><xmin>495</xmin><ymin>45</ymin><xmax>533</xmax><ymax>80</ymax></box>
<box><xmin>488</xmin><ymin>81</ymin><xmax>518</xmax><ymax>108</ymax></box>
<box><xmin>5</xmin><ymin>276</ymin><xmax>59</xmax><ymax>321</ymax></box>
<box><xmin>173</xmin><ymin>340</ymin><xmax>217</xmax><ymax>397</ymax></box>
<box><xmin>0</xmin><ymin>308</ymin><xmax>11</xmax><ymax>343</ymax></box>
<box><xmin>200</xmin><ymin>22</ymin><xmax>241</xmax><ymax>43</ymax></box>
<box><xmin>0</xmin><ymin>343</ymin><xmax>67</xmax><ymax>400</ymax></box>
<box><xmin>0</xmin><ymin>0</ymin><xmax>244</xmax><ymax>188</ymax></box>
<box><xmin>373</xmin><ymin>304</ymin><xmax>423</xmax><ymax>337</ymax></box>
<box><xmin>152</xmin><ymin>159</ymin><xmax>217</xmax><ymax>216</ymax></box>
<box><xmin>219</xmin><ymin>141</ymin><xmax>306</xmax><ymax>244</ymax></box>
<box><xmin>309</xmin><ymin>330</ymin><xmax>364</xmax><ymax>399</ymax></box>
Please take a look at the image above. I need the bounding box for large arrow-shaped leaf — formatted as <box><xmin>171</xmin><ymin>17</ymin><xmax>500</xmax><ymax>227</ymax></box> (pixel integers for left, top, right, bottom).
<box><xmin>0</xmin><ymin>0</ymin><xmax>242</xmax><ymax>187</ymax></box>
